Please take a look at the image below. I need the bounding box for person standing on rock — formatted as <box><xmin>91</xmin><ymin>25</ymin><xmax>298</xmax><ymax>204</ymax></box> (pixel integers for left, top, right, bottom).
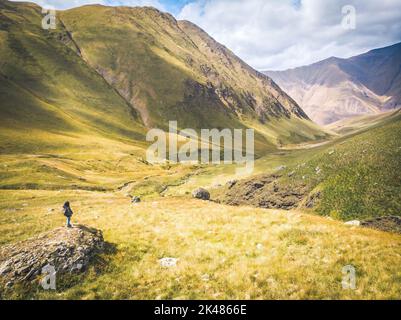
<box><xmin>63</xmin><ymin>202</ymin><xmax>73</xmax><ymax>228</ymax></box>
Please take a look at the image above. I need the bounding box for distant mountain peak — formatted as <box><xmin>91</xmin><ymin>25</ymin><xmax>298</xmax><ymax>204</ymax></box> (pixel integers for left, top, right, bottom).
<box><xmin>265</xmin><ymin>42</ymin><xmax>401</xmax><ymax>125</ymax></box>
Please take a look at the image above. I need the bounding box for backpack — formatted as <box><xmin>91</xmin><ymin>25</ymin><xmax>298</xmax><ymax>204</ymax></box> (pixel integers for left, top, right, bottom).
<box><xmin>63</xmin><ymin>206</ymin><xmax>73</xmax><ymax>217</ymax></box>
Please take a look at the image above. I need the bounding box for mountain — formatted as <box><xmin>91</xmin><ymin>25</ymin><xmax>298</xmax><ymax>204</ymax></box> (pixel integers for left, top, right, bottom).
<box><xmin>0</xmin><ymin>0</ymin><xmax>327</xmax><ymax>158</ymax></box>
<box><xmin>265</xmin><ymin>43</ymin><xmax>401</xmax><ymax>125</ymax></box>
<box><xmin>1</xmin><ymin>1</ymin><xmax>401</xmax><ymax>301</ymax></box>
<box><xmin>59</xmin><ymin>5</ymin><xmax>309</xmax><ymax>128</ymax></box>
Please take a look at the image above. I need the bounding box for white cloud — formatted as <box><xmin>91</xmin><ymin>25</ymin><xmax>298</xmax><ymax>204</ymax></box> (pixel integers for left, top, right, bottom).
<box><xmin>11</xmin><ymin>0</ymin><xmax>401</xmax><ymax>70</ymax></box>
<box><xmin>178</xmin><ymin>0</ymin><xmax>401</xmax><ymax>70</ymax></box>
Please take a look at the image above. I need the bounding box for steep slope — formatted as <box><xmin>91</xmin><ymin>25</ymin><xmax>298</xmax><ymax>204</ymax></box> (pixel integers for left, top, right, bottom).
<box><xmin>0</xmin><ymin>0</ymin><xmax>146</xmax><ymax>154</ymax></box>
<box><xmin>58</xmin><ymin>5</ymin><xmax>326</xmax><ymax>145</ymax></box>
<box><xmin>265</xmin><ymin>43</ymin><xmax>401</xmax><ymax>125</ymax></box>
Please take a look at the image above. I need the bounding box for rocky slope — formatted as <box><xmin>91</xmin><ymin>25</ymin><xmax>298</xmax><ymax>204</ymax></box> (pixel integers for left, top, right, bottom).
<box><xmin>221</xmin><ymin>173</ymin><xmax>308</xmax><ymax>210</ymax></box>
<box><xmin>0</xmin><ymin>225</ymin><xmax>104</xmax><ymax>287</ymax></box>
<box><xmin>59</xmin><ymin>5</ymin><xmax>309</xmax><ymax>129</ymax></box>
<box><xmin>265</xmin><ymin>43</ymin><xmax>401</xmax><ymax>125</ymax></box>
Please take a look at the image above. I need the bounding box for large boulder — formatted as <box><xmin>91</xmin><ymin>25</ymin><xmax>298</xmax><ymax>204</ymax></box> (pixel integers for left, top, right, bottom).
<box><xmin>0</xmin><ymin>225</ymin><xmax>104</xmax><ymax>287</ymax></box>
<box><xmin>192</xmin><ymin>188</ymin><xmax>210</xmax><ymax>201</ymax></box>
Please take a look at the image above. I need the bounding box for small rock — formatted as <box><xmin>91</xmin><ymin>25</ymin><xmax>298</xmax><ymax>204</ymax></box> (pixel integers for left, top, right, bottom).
<box><xmin>288</xmin><ymin>171</ymin><xmax>295</xmax><ymax>177</ymax></box>
<box><xmin>345</xmin><ymin>220</ymin><xmax>360</xmax><ymax>226</ymax></box>
<box><xmin>159</xmin><ymin>258</ymin><xmax>179</xmax><ymax>268</ymax></box>
<box><xmin>256</xmin><ymin>243</ymin><xmax>263</xmax><ymax>250</ymax></box>
<box><xmin>192</xmin><ymin>188</ymin><xmax>210</xmax><ymax>201</ymax></box>
<box><xmin>201</xmin><ymin>274</ymin><xmax>210</xmax><ymax>282</ymax></box>
<box><xmin>226</xmin><ymin>180</ymin><xmax>238</xmax><ymax>189</ymax></box>
<box><xmin>276</xmin><ymin>165</ymin><xmax>286</xmax><ymax>171</ymax></box>
<box><xmin>131</xmin><ymin>196</ymin><xmax>141</xmax><ymax>204</ymax></box>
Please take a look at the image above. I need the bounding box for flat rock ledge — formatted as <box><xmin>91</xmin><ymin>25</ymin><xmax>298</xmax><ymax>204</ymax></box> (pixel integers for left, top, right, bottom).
<box><xmin>0</xmin><ymin>225</ymin><xmax>104</xmax><ymax>287</ymax></box>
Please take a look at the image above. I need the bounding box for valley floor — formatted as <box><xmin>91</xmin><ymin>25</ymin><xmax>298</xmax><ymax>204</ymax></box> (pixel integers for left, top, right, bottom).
<box><xmin>1</xmin><ymin>190</ymin><xmax>401</xmax><ymax>300</ymax></box>
<box><xmin>0</xmin><ymin>110</ymin><xmax>400</xmax><ymax>300</ymax></box>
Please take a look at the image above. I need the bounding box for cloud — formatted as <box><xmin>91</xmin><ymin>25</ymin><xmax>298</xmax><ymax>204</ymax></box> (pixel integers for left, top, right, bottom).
<box><xmin>178</xmin><ymin>0</ymin><xmax>401</xmax><ymax>70</ymax></box>
<box><xmin>11</xmin><ymin>0</ymin><xmax>401</xmax><ymax>70</ymax></box>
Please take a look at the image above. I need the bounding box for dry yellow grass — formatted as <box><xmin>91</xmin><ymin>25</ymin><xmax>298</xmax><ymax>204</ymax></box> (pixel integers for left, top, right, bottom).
<box><xmin>1</xmin><ymin>190</ymin><xmax>400</xmax><ymax>300</ymax></box>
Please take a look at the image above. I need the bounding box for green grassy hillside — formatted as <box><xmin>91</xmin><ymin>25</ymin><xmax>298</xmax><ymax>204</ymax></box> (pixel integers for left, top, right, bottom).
<box><xmin>0</xmin><ymin>1</ymin><xmax>146</xmax><ymax>154</ymax></box>
<box><xmin>219</xmin><ymin>110</ymin><xmax>401</xmax><ymax>221</ymax></box>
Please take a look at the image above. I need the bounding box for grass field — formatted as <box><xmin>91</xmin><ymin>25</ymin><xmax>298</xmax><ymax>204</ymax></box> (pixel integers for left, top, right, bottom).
<box><xmin>0</xmin><ymin>110</ymin><xmax>400</xmax><ymax>300</ymax></box>
<box><xmin>0</xmin><ymin>0</ymin><xmax>400</xmax><ymax>301</ymax></box>
<box><xmin>1</xmin><ymin>191</ymin><xmax>401</xmax><ymax>300</ymax></box>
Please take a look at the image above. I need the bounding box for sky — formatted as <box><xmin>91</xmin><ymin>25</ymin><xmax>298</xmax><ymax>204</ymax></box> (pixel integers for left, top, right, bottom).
<box><xmin>12</xmin><ymin>0</ymin><xmax>401</xmax><ymax>70</ymax></box>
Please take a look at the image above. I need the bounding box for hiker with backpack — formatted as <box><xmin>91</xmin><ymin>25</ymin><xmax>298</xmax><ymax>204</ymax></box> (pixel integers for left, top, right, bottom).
<box><xmin>63</xmin><ymin>201</ymin><xmax>74</xmax><ymax>228</ymax></box>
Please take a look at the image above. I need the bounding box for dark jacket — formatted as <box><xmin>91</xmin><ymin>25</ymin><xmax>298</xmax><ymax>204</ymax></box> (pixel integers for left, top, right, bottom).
<box><xmin>63</xmin><ymin>203</ymin><xmax>73</xmax><ymax>217</ymax></box>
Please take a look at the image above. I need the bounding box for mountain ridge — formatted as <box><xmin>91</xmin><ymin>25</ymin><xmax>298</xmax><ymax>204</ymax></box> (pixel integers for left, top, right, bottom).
<box><xmin>265</xmin><ymin>42</ymin><xmax>401</xmax><ymax>125</ymax></box>
<box><xmin>58</xmin><ymin>4</ymin><xmax>311</xmax><ymax>127</ymax></box>
<box><xmin>0</xmin><ymin>0</ymin><xmax>328</xmax><ymax>157</ymax></box>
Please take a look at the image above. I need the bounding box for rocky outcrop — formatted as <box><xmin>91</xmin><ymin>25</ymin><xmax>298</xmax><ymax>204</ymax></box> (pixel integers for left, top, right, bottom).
<box><xmin>361</xmin><ymin>216</ymin><xmax>401</xmax><ymax>234</ymax></box>
<box><xmin>221</xmin><ymin>174</ymin><xmax>307</xmax><ymax>210</ymax></box>
<box><xmin>0</xmin><ymin>225</ymin><xmax>105</xmax><ymax>287</ymax></box>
